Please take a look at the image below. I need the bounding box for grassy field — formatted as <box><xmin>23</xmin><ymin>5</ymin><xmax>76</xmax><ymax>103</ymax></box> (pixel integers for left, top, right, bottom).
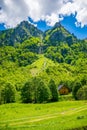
<box><xmin>0</xmin><ymin>101</ymin><xmax>87</xmax><ymax>130</ymax></box>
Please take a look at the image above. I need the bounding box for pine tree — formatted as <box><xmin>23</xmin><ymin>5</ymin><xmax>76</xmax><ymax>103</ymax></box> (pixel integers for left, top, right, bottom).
<box><xmin>49</xmin><ymin>79</ymin><xmax>58</xmax><ymax>102</ymax></box>
<box><xmin>36</xmin><ymin>80</ymin><xmax>51</xmax><ymax>103</ymax></box>
<box><xmin>1</xmin><ymin>83</ymin><xmax>16</xmax><ymax>104</ymax></box>
<box><xmin>21</xmin><ymin>81</ymin><xmax>33</xmax><ymax>103</ymax></box>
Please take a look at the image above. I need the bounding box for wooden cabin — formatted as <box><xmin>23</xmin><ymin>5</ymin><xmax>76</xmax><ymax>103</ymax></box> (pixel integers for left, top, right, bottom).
<box><xmin>58</xmin><ymin>85</ymin><xmax>70</xmax><ymax>95</ymax></box>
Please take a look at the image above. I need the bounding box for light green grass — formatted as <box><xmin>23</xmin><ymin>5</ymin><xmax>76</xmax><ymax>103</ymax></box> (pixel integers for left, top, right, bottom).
<box><xmin>0</xmin><ymin>101</ymin><xmax>87</xmax><ymax>130</ymax></box>
<box><xmin>29</xmin><ymin>55</ymin><xmax>56</xmax><ymax>76</ymax></box>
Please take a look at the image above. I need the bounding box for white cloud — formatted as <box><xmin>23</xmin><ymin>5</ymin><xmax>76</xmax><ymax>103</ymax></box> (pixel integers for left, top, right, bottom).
<box><xmin>0</xmin><ymin>0</ymin><xmax>87</xmax><ymax>28</ymax></box>
<box><xmin>45</xmin><ymin>13</ymin><xmax>60</xmax><ymax>26</ymax></box>
<box><xmin>60</xmin><ymin>0</ymin><xmax>87</xmax><ymax>27</ymax></box>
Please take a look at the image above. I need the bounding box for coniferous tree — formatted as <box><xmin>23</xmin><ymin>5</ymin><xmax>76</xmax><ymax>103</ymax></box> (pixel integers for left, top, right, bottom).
<box><xmin>76</xmin><ymin>85</ymin><xmax>87</xmax><ymax>100</ymax></box>
<box><xmin>72</xmin><ymin>81</ymin><xmax>82</xmax><ymax>100</ymax></box>
<box><xmin>1</xmin><ymin>83</ymin><xmax>16</xmax><ymax>104</ymax></box>
<box><xmin>21</xmin><ymin>81</ymin><xmax>33</xmax><ymax>103</ymax></box>
<box><xmin>36</xmin><ymin>80</ymin><xmax>51</xmax><ymax>103</ymax></box>
<box><xmin>49</xmin><ymin>79</ymin><xmax>58</xmax><ymax>102</ymax></box>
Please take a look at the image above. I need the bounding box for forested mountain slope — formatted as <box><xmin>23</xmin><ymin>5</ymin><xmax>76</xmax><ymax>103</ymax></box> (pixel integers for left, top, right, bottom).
<box><xmin>0</xmin><ymin>21</ymin><xmax>43</xmax><ymax>46</ymax></box>
<box><xmin>0</xmin><ymin>21</ymin><xmax>87</xmax><ymax>104</ymax></box>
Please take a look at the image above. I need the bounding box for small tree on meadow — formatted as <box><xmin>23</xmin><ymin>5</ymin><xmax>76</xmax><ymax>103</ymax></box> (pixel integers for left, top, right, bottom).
<box><xmin>21</xmin><ymin>81</ymin><xmax>34</xmax><ymax>103</ymax></box>
<box><xmin>2</xmin><ymin>83</ymin><xmax>16</xmax><ymax>104</ymax></box>
<box><xmin>76</xmin><ymin>85</ymin><xmax>87</xmax><ymax>100</ymax></box>
<box><xmin>49</xmin><ymin>79</ymin><xmax>58</xmax><ymax>102</ymax></box>
<box><xmin>36</xmin><ymin>80</ymin><xmax>51</xmax><ymax>103</ymax></box>
<box><xmin>72</xmin><ymin>81</ymin><xmax>82</xmax><ymax>100</ymax></box>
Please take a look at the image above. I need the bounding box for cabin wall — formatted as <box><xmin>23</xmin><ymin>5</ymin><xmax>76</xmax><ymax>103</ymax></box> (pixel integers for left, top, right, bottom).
<box><xmin>59</xmin><ymin>87</ymin><xmax>69</xmax><ymax>95</ymax></box>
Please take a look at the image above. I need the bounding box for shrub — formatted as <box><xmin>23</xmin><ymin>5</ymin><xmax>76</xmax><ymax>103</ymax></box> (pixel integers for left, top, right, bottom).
<box><xmin>21</xmin><ymin>77</ymin><xmax>51</xmax><ymax>103</ymax></box>
<box><xmin>21</xmin><ymin>81</ymin><xmax>34</xmax><ymax>103</ymax></box>
<box><xmin>0</xmin><ymin>83</ymin><xmax>16</xmax><ymax>104</ymax></box>
<box><xmin>36</xmin><ymin>80</ymin><xmax>51</xmax><ymax>103</ymax></box>
<box><xmin>76</xmin><ymin>85</ymin><xmax>87</xmax><ymax>100</ymax></box>
<box><xmin>72</xmin><ymin>81</ymin><xmax>82</xmax><ymax>100</ymax></box>
<box><xmin>49</xmin><ymin>79</ymin><xmax>58</xmax><ymax>102</ymax></box>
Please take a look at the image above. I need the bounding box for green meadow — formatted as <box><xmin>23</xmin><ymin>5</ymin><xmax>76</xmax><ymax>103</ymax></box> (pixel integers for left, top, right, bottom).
<box><xmin>0</xmin><ymin>101</ymin><xmax>87</xmax><ymax>130</ymax></box>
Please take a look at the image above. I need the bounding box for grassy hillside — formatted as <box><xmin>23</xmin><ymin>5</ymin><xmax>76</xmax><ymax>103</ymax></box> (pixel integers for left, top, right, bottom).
<box><xmin>30</xmin><ymin>55</ymin><xmax>56</xmax><ymax>76</ymax></box>
<box><xmin>0</xmin><ymin>54</ymin><xmax>75</xmax><ymax>88</ymax></box>
<box><xmin>0</xmin><ymin>101</ymin><xmax>87</xmax><ymax>130</ymax></box>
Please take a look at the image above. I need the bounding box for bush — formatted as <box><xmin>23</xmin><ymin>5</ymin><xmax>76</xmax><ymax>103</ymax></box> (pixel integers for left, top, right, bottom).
<box><xmin>0</xmin><ymin>83</ymin><xmax>16</xmax><ymax>104</ymax></box>
<box><xmin>21</xmin><ymin>77</ymin><xmax>51</xmax><ymax>103</ymax></box>
<box><xmin>49</xmin><ymin>79</ymin><xmax>58</xmax><ymax>102</ymax></box>
<box><xmin>21</xmin><ymin>81</ymin><xmax>34</xmax><ymax>103</ymax></box>
<box><xmin>36</xmin><ymin>80</ymin><xmax>51</xmax><ymax>103</ymax></box>
<box><xmin>76</xmin><ymin>85</ymin><xmax>87</xmax><ymax>100</ymax></box>
<box><xmin>72</xmin><ymin>81</ymin><xmax>82</xmax><ymax>100</ymax></box>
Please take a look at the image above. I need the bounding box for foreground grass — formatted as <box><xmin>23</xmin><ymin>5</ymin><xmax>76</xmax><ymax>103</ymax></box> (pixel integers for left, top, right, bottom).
<box><xmin>0</xmin><ymin>101</ymin><xmax>87</xmax><ymax>130</ymax></box>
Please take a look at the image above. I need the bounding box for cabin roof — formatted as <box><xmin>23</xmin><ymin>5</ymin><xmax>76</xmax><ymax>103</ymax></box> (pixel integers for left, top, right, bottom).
<box><xmin>58</xmin><ymin>85</ymin><xmax>64</xmax><ymax>90</ymax></box>
<box><xmin>58</xmin><ymin>84</ymin><xmax>69</xmax><ymax>91</ymax></box>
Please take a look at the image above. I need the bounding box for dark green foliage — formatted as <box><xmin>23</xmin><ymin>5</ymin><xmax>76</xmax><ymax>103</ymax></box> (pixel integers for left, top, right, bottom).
<box><xmin>0</xmin><ymin>37</ymin><xmax>39</xmax><ymax>67</ymax></box>
<box><xmin>72</xmin><ymin>81</ymin><xmax>82</xmax><ymax>100</ymax></box>
<box><xmin>0</xmin><ymin>46</ymin><xmax>17</xmax><ymax>64</ymax></box>
<box><xmin>0</xmin><ymin>21</ymin><xmax>87</xmax><ymax>104</ymax></box>
<box><xmin>44</xmin><ymin>22</ymin><xmax>77</xmax><ymax>46</ymax></box>
<box><xmin>49</xmin><ymin>79</ymin><xmax>58</xmax><ymax>102</ymax></box>
<box><xmin>36</xmin><ymin>80</ymin><xmax>51</xmax><ymax>103</ymax></box>
<box><xmin>0</xmin><ymin>21</ymin><xmax>43</xmax><ymax>46</ymax></box>
<box><xmin>21</xmin><ymin>37</ymin><xmax>41</xmax><ymax>53</ymax></box>
<box><xmin>76</xmin><ymin>85</ymin><xmax>87</xmax><ymax>100</ymax></box>
<box><xmin>21</xmin><ymin>81</ymin><xmax>33</xmax><ymax>103</ymax></box>
<box><xmin>18</xmin><ymin>52</ymin><xmax>38</xmax><ymax>66</ymax></box>
<box><xmin>0</xmin><ymin>83</ymin><xmax>16</xmax><ymax>104</ymax></box>
<box><xmin>21</xmin><ymin>77</ymin><xmax>51</xmax><ymax>103</ymax></box>
<box><xmin>45</xmin><ymin>46</ymin><xmax>64</xmax><ymax>63</ymax></box>
<box><xmin>66</xmin><ymin>35</ymin><xmax>74</xmax><ymax>45</ymax></box>
<box><xmin>45</xmin><ymin>41</ymin><xmax>87</xmax><ymax>65</ymax></box>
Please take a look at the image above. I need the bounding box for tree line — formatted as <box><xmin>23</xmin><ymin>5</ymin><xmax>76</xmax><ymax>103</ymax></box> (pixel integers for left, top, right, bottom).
<box><xmin>0</xmin><ymin>75</ymin><xmax>87</xmax><ymax>105</ymax></box>
<box><xmin>0</xmin><ymin>78</ymin><xmax>58</xmax><ymax>104</ymax></box>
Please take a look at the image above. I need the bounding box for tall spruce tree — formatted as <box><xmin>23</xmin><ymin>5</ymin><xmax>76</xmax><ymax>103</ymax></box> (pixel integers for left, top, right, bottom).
<box><xmin>36</xmin><ymin>80</ymin><xmax>51</xmax><ymax>103</ymax></box>
<box><xmin>49</xmin><ymin>79</ymin><xmax>58</xmax><ymax>102</ymax></box>
<box><xmin>21</xmin><ymin>81</ymin><xmax>34</xmax><ymax>103</ymax></box>
<box><xmin>1</xmin><ymin>83</ymin><xmax>16</xmax><ymax>104</ymax></box>
<box><xmin>72</xmin><ymin>81</ymin><xmax>82</xmax><ymax>100</ymax></box>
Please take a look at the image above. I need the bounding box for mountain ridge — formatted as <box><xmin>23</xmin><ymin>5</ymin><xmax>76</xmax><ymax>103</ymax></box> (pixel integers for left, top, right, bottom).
<box><xmin>44</xmin><ymin>22</ymin><xmax>77</xmax><ymax>46</ymax></box>
<box><xmin>0</xmin><ymin>21</ymin><xmax>78</xmax><ymax>47</ymax></box>
<box><xmin>0</xmin><ymin>21</ymin><xmax>43</xmax><ymax>46</ymax></box>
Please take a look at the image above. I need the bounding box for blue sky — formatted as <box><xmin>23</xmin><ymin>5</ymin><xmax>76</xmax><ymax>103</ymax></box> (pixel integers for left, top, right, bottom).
<box><xmin>0</xmin><ymin>15</ymin><xmax>87</xmax><ymax>39</ymax></box>
<box><xmin>0</xmin><ymin>23</ymin><xmax>6</xmax><ymax>31</ymax></box>
<box><xmin>61</xmin><ymin>15</ymin><xmax>87</xmax><ymax>39</ymax></box>
<box><xmin>37</xmin><ymin>15</ymin><xmax>87</xmax><ymax>39</ymax></box>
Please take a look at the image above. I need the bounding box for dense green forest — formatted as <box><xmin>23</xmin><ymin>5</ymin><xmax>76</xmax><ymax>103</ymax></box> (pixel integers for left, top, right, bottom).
<box><xmin>0</xmin><ymin>21</ymin><xmax>87</xmax><ymax>104</ymax></box>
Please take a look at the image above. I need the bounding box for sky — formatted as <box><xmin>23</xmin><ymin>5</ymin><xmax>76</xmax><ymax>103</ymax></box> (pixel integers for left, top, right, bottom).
<box><xmin>0</xmin><ymin>0</ymin><xmax>87</xmax><ymax>39</ymax></box>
